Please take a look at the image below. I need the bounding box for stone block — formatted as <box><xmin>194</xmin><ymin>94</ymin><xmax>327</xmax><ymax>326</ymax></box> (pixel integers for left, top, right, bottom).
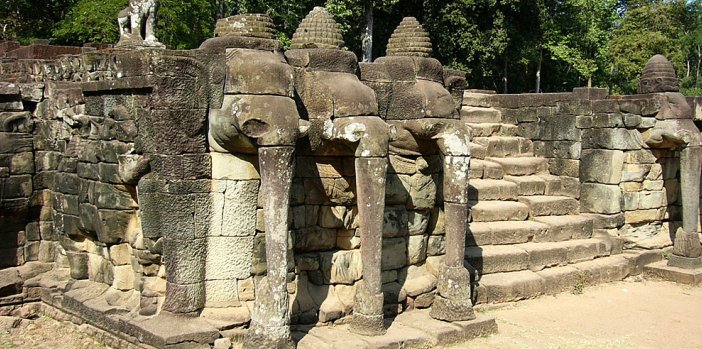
<box><xmin>582</xmin><ymin>128</ymin><xmax>643</xmax><ymax>150</ymax></box>
<box><xmin>225</xmin><ymin>49</ymin><xmax>293</xmax><ymax>96</ymax></box>
<box><xmin>238</xmin><ymin>278</ymin><xmax>255</xmax><ymax>301</ymax></box>
<box><xmin>136</xmin><ymin>109</ymin><xmax>207</xmax><ymax>155</ymax></box>
<box><xmin>206</xmin><ymin>236</ymin><xmax>253</xmax><ymax>280</ymax></box>
<box><xmin>521</xmin><ymin>242</ymin><xmax>568</xmax><ymax>271</ymax></box>
<box><xmin>639</xmin><ymin>191</ymin><xmax>665</xmax><ymax>209</ymax></box>
<box><xmin>383</xmin><ymin>206</ymin><xmax>409</xmax><ymax>238</ymax></box>
<box><xmin>580</xmin><ymin>183</ymin><xmax>623</xmax><ymax>214</ymax></box>
<box><xmin>592</xmin><ymin>113</ymin><xmax>624</xmax><ymax>128</ymax></box>
<box><xmin>408</xmin><ymin>235</ymin><xmax>428</xmax><ymax>265</ymax></box>
<box><xmin>537</xmin><ymin>115</ymin><xmax>580</xmax><ymax>141</ymax></box>
<box><xmin>547</xmin><ymin>158</ymin><xmax>580</xmax><ymax>177</ymax></box>
<box><xmin>427</xmin><ymin>235</ymin><xmax>445</xmax><ymax>256</ymax></box>
<box><xmin>164</xmin><ymin>238</ymin><xmax>207</xmax><ymax>284</ymax></box>
<box><xmin>297</xmin><ymin>70</ymin><xmax>378</xmax><ymax>119</ymax></box>
<box><xmin>319</xmin><ymin>206</ymin><xmax>347</xmax><ymax>229</ymax></box>
<box><xmin>109</xmin><ymin>244</ymin><xmax>132</xmax><ymax>266</ymax></box>
<box><xmin>205</xmin><ymin>279</ymin><xmax>239</xmax><ymax>307</ymax></box>
<box><xmin>536</xmin><ymin>266</ymin><xmax>581</xmax><ymax>295</ymax></box>
<box><xmin>112</xmin><ymin>265</ymin><xmax>135</xmax><ymax>291</ymax></box>
<box><xmin>469</xmin><ymin>201</ymin><xmax>529</xmax><ymax>222</ymax></box>
<box><xmin>211</xmin><ymin>153</ymin><xmax>260</xmax><ymax>180</ymax></box>
<box><xmin>294</xmin><ymin>227</ymin><xmax>336</xmax><ymax>252</ymax></box>
<box><xmin>518</xmin><ymin>196</ymin><xmax>579</xmax><ymax>217</ymax></box>
<box><xmin>382</xmin><ymin>238</ymin><xmax>407</xmax><ymax>271</ymax></box>
<box><xmin>479</xmin><ymin>270</ymin><xmax>545</xmax><ymax>303</ymax></box>
<box><xmin>624</xmin><ymin>209</ymin><xmax>662</xmax><ymax>224</ymax></box>
<box><xmin>621</xmin><ymin>164</ymin><xmax>651</xmax><ymax>182</ymax></box>
<box><xmin>408</xmin><ymin>173</ymin><xmax>437</xmax><ymax>209</ymax></box>
<box><xmin>221</xmin><ymin>180</ymin><xmax>259</xmax><ymax>237</ymax></box>
<box><xmin>580</xmin><ymin>149</ymin><xmax>624</xmax><ymax>184</ymax></box>
<box><xmin>320</xmin><ymin>250</ymin><xmax>362</xmax><ymax>285</ymax></box>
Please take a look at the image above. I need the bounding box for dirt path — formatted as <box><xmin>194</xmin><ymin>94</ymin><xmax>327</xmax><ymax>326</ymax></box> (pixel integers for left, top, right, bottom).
<box><xmin>448</xmin><ymin>277</ymin><xmax>702</xmax><ymax>349</ymax></box>
<box><xmin>1</xmin><ymin>278</ymin><xmax>700</xmax><ymax>349</ymax></box>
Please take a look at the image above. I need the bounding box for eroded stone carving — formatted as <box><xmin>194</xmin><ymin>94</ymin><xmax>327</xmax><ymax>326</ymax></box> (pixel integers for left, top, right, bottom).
<box><xmin>638</xmin><ymin>55</ymin><xmax>702</xmax><ymax>268</ymax></box>
<box><xmin>362</xmin><ymin>17</ymin><xmax>475</xmax><ymax>322</ymax></box>
<box><xmin>117</xmin><ymin>0</ymin><xmax>165</xmax><ymax>49</ymax></box>
<box><xmin>204</xmin><ymin>14</ymin><xmax>308</xmax><ymax>348</ymax></box>
<box><xmin>287</xmin><ymin>7</ymin><xmax>391</xmax><ymax>336</ymax></box>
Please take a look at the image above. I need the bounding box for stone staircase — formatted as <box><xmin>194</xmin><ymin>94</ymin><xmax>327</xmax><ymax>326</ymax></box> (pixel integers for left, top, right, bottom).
<box><xmin>462</xmin><ymin>94</ymin><xmax>644</xmax><ymax>304</ymax></box>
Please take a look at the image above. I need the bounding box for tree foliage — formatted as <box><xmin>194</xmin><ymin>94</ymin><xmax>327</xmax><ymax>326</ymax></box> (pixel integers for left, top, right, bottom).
<box><xmin>52</xmin><ymin>0</ymin><xmax>127</xmax><ymax>45</ymax></box>
<box><xmin>1</xmin><ymin>0</ymin><xmax>77</xmax><ymax>44</ymax></box>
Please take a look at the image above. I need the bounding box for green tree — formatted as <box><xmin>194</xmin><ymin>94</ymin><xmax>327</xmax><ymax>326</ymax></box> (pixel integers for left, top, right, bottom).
<box><xmin>610</xmin><ymin>0</ymin><xmax>688</xmax><ymax>94</ymax></box>
<box><xmin>542</xmin><ymin>0</ymin><xmax>617</xmax><ymax>88</ymax></box>
<box><xmin>1</xmin><ymin>0</ymin><xmax>77</xmax><ymax>44</ymax></box>
<box><xmin>52</xmin><ymin>0</ymin><xmax>127</xmax><ymax>45</ymax></box>
<box><xmin>156</xmin><ymin>0</ymin><xmax>216</xmax><ymax>49</ymax></box>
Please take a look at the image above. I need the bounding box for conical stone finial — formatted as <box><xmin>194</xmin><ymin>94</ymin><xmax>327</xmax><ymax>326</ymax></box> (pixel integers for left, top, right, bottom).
<box><xmin>386</xmin><ymin>17</ymin><xmax>433</xmax><ymax>58</ymax></box>
<box><xmin>638</xmin><ymin>54</ymin><xmax>680</xmax><ymax>94</ymax></box>
<box><xmin>215</xmin><ymin>13</ymin><xmax>276</xmax><ymax>39</ymax></box>
<box><xmin>290</xmin><ymin>7</ymin><xmax>345</xmax><ymax>50</ymax></box>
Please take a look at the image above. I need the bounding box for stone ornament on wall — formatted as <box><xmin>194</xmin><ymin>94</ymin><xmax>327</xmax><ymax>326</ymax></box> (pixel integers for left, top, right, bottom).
<box><xmin>637</xmin><ymin>55</ymin><xmax>702</xmax><ymax>269</ymax></box>
<box><xmin>116</xmin><ymin>0</ymin><xmax>165</xmax><ymax>49</ymax></box>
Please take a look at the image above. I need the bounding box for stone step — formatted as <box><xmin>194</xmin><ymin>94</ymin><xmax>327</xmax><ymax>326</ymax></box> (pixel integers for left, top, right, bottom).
<box><xmin>518</xmin><ymin>195</ymin><xmax>579</xmax><ymax>217</ymax></box>
<box><xmin>469</xmin><ymin>201</ymin><xmax>529</xmax><ymax>222</ymax></box>
<box><xmin>464</xmin><ymin>239</ymin><xmax>611</xmax><ymax>275</ymax></box>
<box><xmin>460</xmin><ymin>106</ymin><xmax>502</xmax><ymax>123</ymax></box>
<box><xmin>484</xmin><ymin>157</ymin><xmax>547</xmax><ymax>176</ymax></box>
<box><xmin>469</xmin><ymin>142</ymin><xmax>486</xmax><ymax>159</ymax></box>
<box><xmin>467</xmin><ymin>221</ymin><xmax>549</xmax><ymax>246</ymax></box>
<box><xmin>469</xmin><ymin>159</ymin><xmax>504</xmax><ymax>180</ymax></box>
<box><xmin>475</xmin><ymin>255</ymin><xmax>632</xmax><ymax>304</ymax></box>
<box><xmin>473</xmin><ymin>136</ymin><xmax>533</xmax><ymax>158</ymax></box>
<box><xmin>295</xmin><ymin>309</ymin><xmax>497</xmax><ymax>349</ymax></box>
<box><xmin>467</xmin><ymin>179</ymin><xmax>518</xmax><ymax>201</ymax></box>
<box><xmin>531</xmin><ymin>215</ymin><xmax>594</xmax><ymax>242</ymax></box>
<box><xmin>466</xmin><ymin>123</ymin><xmax>518</xmax><ymax>137</ymax></box>
<box><xmin>503</xmin><ymin>175</ymin><xmax>546</xmax><ymax>196</ymax></box>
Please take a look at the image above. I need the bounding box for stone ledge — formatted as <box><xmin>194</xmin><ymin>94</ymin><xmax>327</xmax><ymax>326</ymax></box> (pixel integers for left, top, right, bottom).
<box><xmin>294</xmin><ymin>309</ymin><xmax>497</xmax><ymax>349</ymax></box>
<box><xmin>644</xmin><ymin>260</ymin><xmax>702</xmax><ymax>285</ymax></box>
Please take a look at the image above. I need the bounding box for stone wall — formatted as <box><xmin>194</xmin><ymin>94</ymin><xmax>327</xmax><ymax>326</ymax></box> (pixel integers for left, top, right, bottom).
<box><xmin>0</xmin><ymin>82</ymin><xmax>36</xmax><ymax>268</ymax></box>
<box><xmin>463</xmin><ymin>88</ymin><xmax>687</xmax><ymax>251</ymax></box>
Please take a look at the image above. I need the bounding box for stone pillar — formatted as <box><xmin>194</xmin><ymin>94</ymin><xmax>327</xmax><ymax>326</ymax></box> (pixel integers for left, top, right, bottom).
<box><xmin>669</xmin><ymin>146</ymin><xmax>702</xmax><ymax>268</ymax></box>
<box><xmin>245</xmin><ymin>146</ymin><xmax>296</xmax><ymax>348</ymax></box>
<box><xmin>431</xmin><ymin>131</ymin><xmax>476</xmax><ymax>322</ymax></box>
<box><xmin>350</xmin><ymin>156</ymin><xmax>388</xmax><ymax>336</ymax></box>
<box><xmin>321</xmin><ymin>116</ymin><xmax>391</xmax><ymax>335</ymax></box>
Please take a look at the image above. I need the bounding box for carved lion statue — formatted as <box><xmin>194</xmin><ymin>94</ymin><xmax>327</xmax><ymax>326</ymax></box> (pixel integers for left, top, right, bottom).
<box><xmin>117</xmin><ymin>0</ymin><xmax>160</xmax><ymax>45</ymax></box>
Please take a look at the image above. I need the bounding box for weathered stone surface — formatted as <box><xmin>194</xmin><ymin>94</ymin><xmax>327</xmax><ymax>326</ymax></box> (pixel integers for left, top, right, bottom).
<box><xmin>582</xmin><ymin>128</ymin><xmax>643</xmax><ymax>150</ymax></box>
<box><xmin>382</xmin><ymin>238</ymin><xmax>407</xmax><ymax>271</ymax></box>
<box><xmin>580</xmin><ymin>149</ymin><xmax>624</xmax><ymax>184</ymax></box>
<box><xmin>320</xmin><ymin>250</ymin><xmax>362</xmax><ymax>285</ymax></box>
<box><xmin>225</xmin><ymin>49</ymin><xmax>293</xmax><ymax>96</ymax></box>
<box><xmin>580</xmin><ymin>183</ymin><xmax>623</xmax><ymax>214</ymax></box>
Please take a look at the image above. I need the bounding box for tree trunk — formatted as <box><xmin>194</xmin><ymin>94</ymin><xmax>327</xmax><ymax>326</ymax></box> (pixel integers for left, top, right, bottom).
<box><xmin>362</xmin><ymin>0</ymin><xmax>374</xmax><ymax>63</ymax></box>
<box><xmin>587</xmin><ymin>76</ymin><xmax>592</xmax><ymax>88</ymax></box>
<box><xmin>216</xmin><ymin>0</ymin><xmax>226</xmax><ymax>20</ymax></box>
<box><xmin>697</xmin><ymin>46</ymin><xmax>701</xmax><ymax>80</ymax></box>
<box><xmin>687</xmin><ymin>58</ymin><xmax>691</xmax><ymax>78</ymax></box>
<box><xmin>503</xmin><ymin>60</ymin><xmax>508</xmax><ymax>94</ymax></box>
<box><xmin>535</xmin><ymin>49</ymin><xmax>542</xmax><ymax>93</ymax></box>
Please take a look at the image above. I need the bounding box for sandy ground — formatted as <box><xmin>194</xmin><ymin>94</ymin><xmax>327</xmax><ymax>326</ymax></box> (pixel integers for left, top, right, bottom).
<box><xmin>447</xmin><ymin>277</ymin><xmax>702</xmax><ymax>349</ymax></box>
<box><xmin>0</xmin><ymin>278</ymin><xmax>700</xmax><ymax>349</ymax></box>
<box><xmin>0</xmin><ymin>316</ymin><xmax>109</xmax><ymax>349</ymax></box>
